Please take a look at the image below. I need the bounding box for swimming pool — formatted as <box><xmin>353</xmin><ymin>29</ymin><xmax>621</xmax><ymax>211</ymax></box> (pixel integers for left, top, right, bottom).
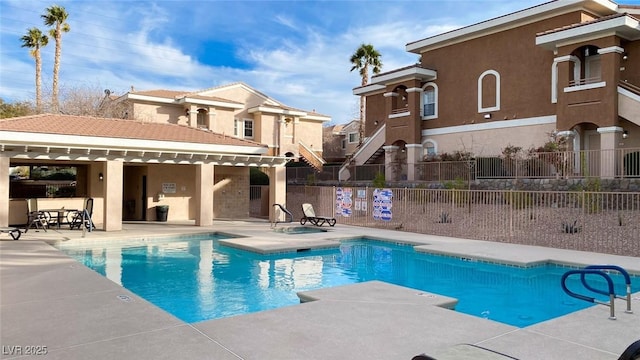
<box><xmin>55</xmin><ymin>234</ymin><xmax>639</xmax><ymax>327</ymax></box>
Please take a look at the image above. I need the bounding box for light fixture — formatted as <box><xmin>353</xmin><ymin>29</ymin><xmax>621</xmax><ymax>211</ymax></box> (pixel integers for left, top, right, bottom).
<box><xmin>623</xmin><ymin>130</ymin><xmax>629</xmax><ymax>139</ymax></box>
<box><xmin>98</xmin><ymin>173</ymin><xmax>104</xmax><ymax>181</ymax></box>
<box><xmin>484</xmin><ymin>113</ymin><xmax>491</xmax><ymax>119</ymax></box>
<box><xmin>622</xmin><ymin>53</ymin><xmax>628</xmax><ymax>61</ymax></box>
<box><xmin>374</xmin><ymin>120</ymin><xmax>379</xmax><ymax>125</ymax></box>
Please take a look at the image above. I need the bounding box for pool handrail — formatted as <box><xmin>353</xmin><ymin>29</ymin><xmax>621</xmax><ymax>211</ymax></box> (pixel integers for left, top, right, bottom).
<box><xmin>561</xmin><ymin>269</ymin><xmax>617</xmax><ymax>319</ymax></box>
<box><xmin>272</xmin><ymin>203</ymin><xmax>293</xmax><ymax>227</ymax></box>
<box><xmin>582</xmin><ymin>265</ymin><xmax>633</xmax><ymax>314</ymax></box>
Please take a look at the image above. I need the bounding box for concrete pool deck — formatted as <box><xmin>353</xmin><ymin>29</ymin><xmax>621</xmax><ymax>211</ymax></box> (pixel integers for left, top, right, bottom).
<box><xmin>1</xmin><ymin>220</ymin><xmax>639</xmax><ymax>359</ymax></box>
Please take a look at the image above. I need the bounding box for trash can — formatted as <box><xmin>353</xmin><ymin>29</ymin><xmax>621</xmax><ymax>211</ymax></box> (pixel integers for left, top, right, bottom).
<box><xmin>156</xmin><ymin>205</ymin><xmax>169</xmax><ymax>222</ymax></box>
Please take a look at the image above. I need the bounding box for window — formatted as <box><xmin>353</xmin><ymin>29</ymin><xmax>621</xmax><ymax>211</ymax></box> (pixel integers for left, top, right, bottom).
<box><xmin>348</xmin><ymin>132</ymin><xmax>359</xmax><ymax>144</ymax></box>
<box><xmin>422</xmin><ymin>140</ymin><xmax>437</xmax><ymax>160</ymax></box>
<box><xmin>478</xmin><ymin>70</ymin><xmax>500</xmax><ymax>113</ymax></box>
<box><xmin>197</xmin><ymin>109</ymin><xmax>207</xmax><ymax>129</ymax></box>
<box><xmin>422</xmin><ymin>83</ymin><xmax>438</xmax><ymax>119</ymax></box>
<box><xmin>244</xmin><ymin>119</ymin><xmax>254</xmax><ymax>139</ymax></box>
<box><xmin>341</xmin><ymin>139</ymin><xmax>346</xmax><ymax>150</ymax></box>
<box><xmin>233</xmin><ymin>119</ymin><xmax>240</xmax><ymax>137</ymax></box>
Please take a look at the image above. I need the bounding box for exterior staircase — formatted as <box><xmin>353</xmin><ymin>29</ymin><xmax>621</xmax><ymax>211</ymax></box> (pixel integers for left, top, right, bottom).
<box><xmin>619</xmin><ymin>81</ymin><xmax>640</xmax><ymax>127</ymax></box>
<box><xmin>339</xmin><ymin>124</ymin><xmax>386</xmax><ymax>181</ymax></box>
<box><xmin>298</xmin><ymin>141</ymin><xmax>325</xmax><ymax>172</ymax></box>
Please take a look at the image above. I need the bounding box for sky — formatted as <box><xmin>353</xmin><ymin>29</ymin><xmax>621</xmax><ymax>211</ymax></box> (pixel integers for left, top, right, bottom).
<box><xmin>1</xmin><ymin>0</ymin><xmax>639</xmax><ymax>124</ymax></box>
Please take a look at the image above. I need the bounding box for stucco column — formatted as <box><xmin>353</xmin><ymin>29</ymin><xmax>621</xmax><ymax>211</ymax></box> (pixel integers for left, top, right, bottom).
<box><xmin>383</xmin><ymin>145</ymin><xmax>399</xmax><ymax>182</ymax></box>
<box><xmin>187</xmin><ymin>105</ymin><xmax>197</xmax><ymax>128</ymax></box>
<box><xmin>195</xmin><ymin>163</ymin><xmax>214</xmax><ymax>226</ymax></box>
<box><xmin>267</xmin><ymin>166</ymin><xmax>286</xmax><ymax>222</ymax></box>
<box><xmin>597</xmin><ymin>126</ymin><xmax>622</xmax><ymax>179</ymax></box>
<box><xmin>0</xmin><ymin>155</ymin><xmax>9</xmax><ymax>227</ymax></box>
<box><xmin>406</xmin><ymin>144</ymin><xmax>422</xmax><ymax>181</ymax></box>
<box><xmin>103</xmin><ymin>160</ymin><xmax>123</xmax><ymax>231</ymax></box>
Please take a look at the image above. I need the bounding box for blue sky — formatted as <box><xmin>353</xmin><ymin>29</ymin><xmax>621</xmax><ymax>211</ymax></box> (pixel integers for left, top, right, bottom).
<box><xmin>1</xmin><ymin>0</ymin><xmax>639</xmax><ymax>124</ymax></box>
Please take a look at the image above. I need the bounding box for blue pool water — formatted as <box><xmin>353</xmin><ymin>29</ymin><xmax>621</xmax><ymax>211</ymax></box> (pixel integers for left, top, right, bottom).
<box><xmin>55</xmin><ymin>234</ymin><xmax>639</xmax><ymax>327</ymax></box>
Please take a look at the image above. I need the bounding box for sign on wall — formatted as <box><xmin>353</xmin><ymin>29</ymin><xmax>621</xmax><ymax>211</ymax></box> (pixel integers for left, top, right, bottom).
<box><xmin>335</xmin><ymin>187</ymin><xmax>353</xmax><ymax>217</ymax></box>
<box><xmin>372</xmin><ymin>188</ymin><xmax>393</xmax><ymax>221</ymax></box>
<box><xmin>162</xmin><ymin>183</ymin><xmax>177</xmax><ymax>194</ymax></box>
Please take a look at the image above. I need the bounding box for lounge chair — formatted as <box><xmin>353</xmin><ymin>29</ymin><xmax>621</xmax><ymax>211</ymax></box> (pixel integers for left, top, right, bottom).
<box><xmin>1</xmin><ymin>227</ymin><xmax>22</xmax><ymax>240</ymax></box>
<box><xmin>411</xmin><ymin>339</ymin><xmax>640</xmax><ymax>360</ymax></box>
<box><xmin>69</xmin><ymin>198</ymin><xmax>95</xmax><ymax>230</ymax></box>
<box><xmin>619</xmin><ymin>339</ymin><xmax>640</xmax><ymax>360</ymax></box>
<box><xmin>25</xmin><ymin>198</ymin><xmax>48</xmax><ymax>232</ymax></box>
<box><xmin>300</xmin><ymin>203</ymin><xmax>336</xmax><ymax>227</ymax></box>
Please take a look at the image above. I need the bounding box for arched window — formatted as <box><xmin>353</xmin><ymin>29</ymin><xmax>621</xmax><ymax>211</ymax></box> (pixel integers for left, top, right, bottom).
<box><xmin>421</xmin><ymin>83</ymin><xmax>438</xmax><ymax>119</ymax></box>
<box><xmin>422</xmin><ymin>139</ymin><xmax>437</xmax><ymax>160</ymax></box>
<box><xmin>478</xmin><ymin>70</ymin><xmax>500</xmax><ymax>113</ymax></box>
<box><xmin>197</xmin><ymin>109</ymin><xmax>208</xmax><ymax>129</ymax></box>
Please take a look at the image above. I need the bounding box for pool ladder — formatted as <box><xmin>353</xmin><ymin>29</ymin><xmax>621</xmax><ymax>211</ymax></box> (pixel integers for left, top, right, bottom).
<box><xmin>271</xmin><ymin>204</ymin><xmax>293</xmax><ymax>227</ymax></box>
<box><xmin>561</xmin><ymin>265</ymin><xmax>633</xmax><ymax>320</ymax></box>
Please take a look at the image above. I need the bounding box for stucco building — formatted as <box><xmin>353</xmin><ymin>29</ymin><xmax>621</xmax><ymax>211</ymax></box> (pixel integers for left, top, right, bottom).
<box><xmin>344</xmin><ymin>0</ymin><xmax>640</xmax><ymax>182</ymax></box>
<box><xmin>1</xmin><ymin>83</ymin><xmax>330</xmax><ymax>230</ymax></box>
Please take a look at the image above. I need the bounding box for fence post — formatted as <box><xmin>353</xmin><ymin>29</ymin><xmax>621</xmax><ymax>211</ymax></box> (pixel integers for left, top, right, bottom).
<box><xmin>509</xmin><ymin>189</ymin><xmax>513</xmax><ymax>237</ymax></box>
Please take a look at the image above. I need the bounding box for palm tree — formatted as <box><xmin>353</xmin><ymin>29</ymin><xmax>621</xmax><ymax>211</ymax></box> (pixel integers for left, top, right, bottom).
<box><xmin>21</xmin><ymin>27</ymin><xmax>49</xmax><ymax>113</ymax></box>
<box><xmin>350</xmin><ymin>43</ymin><xmax>382</xmax><ymax>145</ymax></box>
<box><xmin>42</xmin><ymin>5</ymin><xmax>70</xmax><ymax>113</ymax></box>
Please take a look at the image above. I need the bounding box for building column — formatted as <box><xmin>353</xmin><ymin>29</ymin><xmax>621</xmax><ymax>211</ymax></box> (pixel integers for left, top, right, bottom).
<box><xmin>383</xmin><ymin>145</ymin><xmax>399</xmax><ymax>182</ymax></box>
<box><xmin>103</xmin><ymin>160</ymin><xmax>123</xmax><ymax>231</ymax></box>
<box><xmin>597</xmin><ymin>126</ymin><xmax>622</xmax><ymax>179</ymax></box>
<box><xmin>196</xmin><ymin>163</ymin><xmax>214</xmax><ymax>226</ymax></box>
<box><xmin>0</xmin><ymin>155</ymin><xmax>9</xmax><ymax>227</ymax></box>
<box><xmin>406</xmin><ymin>144</ymin><xmax>422</xmax><ymax>181</ymax></box>
<box><xmin>267</xmin><ymin>166</ymin><xmax>286</xmax><ymax>222</ymax></box>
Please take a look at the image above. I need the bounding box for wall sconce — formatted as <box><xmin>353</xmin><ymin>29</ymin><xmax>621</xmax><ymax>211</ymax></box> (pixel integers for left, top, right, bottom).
<box><xmin>623</xmin><ymin>130</ymin><xmax>629</xmax><ymax>139</ymax></box>
<box><xmin>98</xmin><ymin>173</ymin><xmax>104</xmax><ymax>181</ymax></box>
<box><xmin>374</xmin><ymin>120</ymin><xmax>379</xmax><ymax>126</ymax></box>
<box><xmin>622</xmin><ymin>53</ymin><xmax>628</xmax><ymax>61</ymax></box>
<box><xmin>484</xmin><ymin>113</ymin><xmax>491</xmax><ymax>119</ymax></box>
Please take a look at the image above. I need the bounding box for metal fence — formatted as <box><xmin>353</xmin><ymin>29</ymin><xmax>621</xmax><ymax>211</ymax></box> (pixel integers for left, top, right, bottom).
<box><xmin>281</xmin><ymin>185</ymin><xmax>640</xmax><ymax>257</ymax></box>
<box><xmin>286</xmin><ymin>148</ymin><xmax>640</xmax><ymax>183</ymax></box>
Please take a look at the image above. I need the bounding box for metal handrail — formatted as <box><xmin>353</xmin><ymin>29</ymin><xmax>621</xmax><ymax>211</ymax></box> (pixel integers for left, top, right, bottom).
<box><xmin>561</xmin><ymin>269</ymin><xmax>616</xmax><ymax>319</ymax></box>
<box><xmin>271</xmin><ymin>203</ymin><xmax>293</xmax><ymax>227</ymax></box>
<box><xmin>582</xmin><ymin>265</ymin><xmax>633</xmax><ymax>314</ymax></box>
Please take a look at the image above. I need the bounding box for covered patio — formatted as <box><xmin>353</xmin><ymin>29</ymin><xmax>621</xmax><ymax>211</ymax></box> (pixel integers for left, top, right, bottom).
<box><xmin>0</xmin><ymin>114</ymin><xmax>289</xmax><ymax>230</ymax></box>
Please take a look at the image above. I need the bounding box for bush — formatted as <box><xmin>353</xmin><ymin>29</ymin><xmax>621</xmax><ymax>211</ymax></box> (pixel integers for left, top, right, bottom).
<box><xmin>372</xmin><ymin>172</ymin><xmax>385</xmax><ymax>188</ymax></box>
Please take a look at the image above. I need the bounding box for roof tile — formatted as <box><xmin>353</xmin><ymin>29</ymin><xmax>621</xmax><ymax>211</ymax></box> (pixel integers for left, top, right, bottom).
<box><xmin>0</xmin><ymin>114</ymin><xmax>265</xmax><ymax>148</ymax></box>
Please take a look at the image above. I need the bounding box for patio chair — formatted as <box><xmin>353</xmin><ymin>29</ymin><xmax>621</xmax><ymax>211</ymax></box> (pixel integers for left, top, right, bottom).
<box><xmin>619</xmin><ymin>339</ymin><xmax>640</xmax><ymax>360</ymax></box>
<box><xmin>300</xmin><ymin>203</ymin><xmax>336</xmax><ymax>227</ymax></box>
<box><xmin>25</xmin><ymin>198</ymin><xmax>48</xmax><ymax>232</ymax></box>
<box><xmin>69</xmin><ymin>198</ymin><xmax>95</xmax><ymax>230</ymax></box>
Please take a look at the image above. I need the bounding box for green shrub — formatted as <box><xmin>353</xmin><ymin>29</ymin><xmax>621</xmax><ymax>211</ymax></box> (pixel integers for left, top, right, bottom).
<box><xmin>372</xmin><ymin>172</ymin><xmax>386</xmax><ymax>188</ymax></box>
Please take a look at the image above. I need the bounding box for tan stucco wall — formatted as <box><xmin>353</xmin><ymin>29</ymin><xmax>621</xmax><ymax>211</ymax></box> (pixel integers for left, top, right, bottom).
<box><xmin>213</xmin><ymin>166</ymin><xmax>250</xmax><ymax>219</ymax></box>
<box><xmin>132</xmin><ymin>102</ymin><xmax>186</xmax><ymax>124</ymax></box>
<box><xmin>425</xmin><ymin>122</ymin><xmax>556</xmax><ymax>157</ymax></box>
<box><xmin>146</xmin><ymin>164</ymin><xmax>196</xmax><ymax>221</ymax></box>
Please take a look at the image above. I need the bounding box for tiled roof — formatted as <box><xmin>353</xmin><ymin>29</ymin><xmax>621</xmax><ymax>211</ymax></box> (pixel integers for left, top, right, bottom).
<box><xmin>0</xmin><ymin>114</ymin><xmax>265</xmax><ymax>148</ymax></box>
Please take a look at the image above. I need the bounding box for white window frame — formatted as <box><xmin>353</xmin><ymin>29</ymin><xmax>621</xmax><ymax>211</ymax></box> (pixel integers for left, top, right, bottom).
<box><xmin>243</xmin><ymin>119</ymin><xmax>254</xmax><ymax>139</ymax></box>
<box><xmin>348</xmin><ymin>132</ymin><xmax>359</xmax><ymax>144</ymax></box>
<box><xmin>421</xmin><ymin>83</ymin><xmax>438</xmax><ymax>120</ymax></box>
<box><xmin>422</xmin><ymin>139</ymin><xmax>437</xmax><ymax>159</ymax></box>
<box><xmin>478</xmin><ymin>69</ymin><xmax>500</xmax><ymax>113</ymax></box>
